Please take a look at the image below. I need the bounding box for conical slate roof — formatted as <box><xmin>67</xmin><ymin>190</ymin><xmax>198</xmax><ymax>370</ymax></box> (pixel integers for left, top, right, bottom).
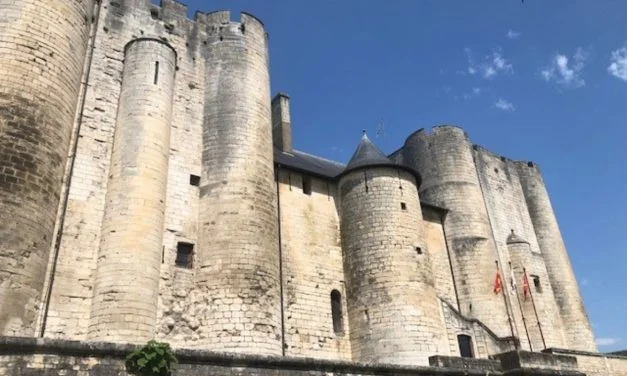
<box><xmin>338</xmin><ymin>132</ymin><xmax>421</xmax><ymax>186</ymax></box>
<box><xmin>345</xmin><ymin>132</ymin><xmax>392</xmax><ymax>171</ymax></box>
<box><xmin>506</xmin><ymin>229</ymin><xmax>529</xmax><ymax>245</ymax></box>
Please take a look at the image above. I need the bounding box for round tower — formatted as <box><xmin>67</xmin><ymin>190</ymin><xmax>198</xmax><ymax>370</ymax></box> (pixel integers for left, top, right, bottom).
<box><xmin>196</xmin><ymin>11</ymin><xmax>281</xmax><ymax>355</ymax></box>
<box><xmin>339</xmin><ymin>133</ymin><xmax>447</xmax><ymax>365</ymax></box>
<box><xmin>0</xmin><ymin>0</ymin><xmax>96</xmax><ymax>335</ymax></box>
<box><xmin>507</xmin><ymin>230</ymin><xmax>565</xmax><ymax>351</ymax></box>
<box><xmin>88</xmin><ymin>38</ymin><xmax>177</xmax><ymax>342</ymax></box>
<box><xmin>403</xmin><ymin>126</ymin><xmax>511</xmax><ymax>338</ymax></box>
<box><xmin>516</xmin><ymin>162</ymin><xmax>596</xmax><ymax>351</ymax></box>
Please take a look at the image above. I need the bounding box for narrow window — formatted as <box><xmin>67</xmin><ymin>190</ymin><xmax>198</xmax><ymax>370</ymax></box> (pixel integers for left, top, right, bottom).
<box><xmin>532</xmin><ymin>275</ymin><xmax>542</xmax><ymax>293</ymax></box>
<box><xmin>330</xmin><ymin>289</ymin><xmax>344</xmax><ymax>335</ymax></box>
<box><xmin>415</xmin><ymin>246</ymin><xmax>422</xmax><ymax>255</ymax></box>
<box><xmin>457</xmin><ymin>335</ymin><xmax>474</xmax><ymax>358</ymax></box>
<box><xmin>154</xmin><ymin>61</ymin><xmax>160</xmax><ymax>84</ymax></box>
<box><xmin>302</xmin><ymin>175</ymin><xmax>312</xmax><ymax>195</ymax></box>
<box><xmin>175</xmin><ymin>242</ymin><xmax>194</xmax><ymax>269</ymax></box>
<box><xmin>401</xmin><ymin>202</ymin><xmax>407</xmax><ymax>210</ymax></box>
<box><xmin>189</xmin><ymin>174</ymin><xmax>200</xmax><ymax>186</ymax></box>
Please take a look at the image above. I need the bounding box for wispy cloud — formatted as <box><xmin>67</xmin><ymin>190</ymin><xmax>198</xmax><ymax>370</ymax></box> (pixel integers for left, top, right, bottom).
<box><xmin>580</xmin><ymin>278</ymin><xmax>589</xmax><ymax>287</ymax></box>
<box><xmin>495</xmin><ymin>98</ymin><xmax>515</xmax><ymax>111</ymax></box>
<box><xmin>506</xmin><ymin>30</ymin><xmax>521</xmax><ymax>39</ymax></box>
<box><xmin>461</xmin><ymin>87</ymin><xmax>483</xmax><ymax>100</ymax></box>
<box><xmin>466</xmin><ymin>48</ymin><xmax>513</xmax><ymax>79</ymax></box>
<box><xmin>596</xmin><ymin>337</ymin><xmax>621</xmax><ymax>347</ymax></box>
<box><xmin>608</xmin><ymin>45</ymin><xmax>627</xmax><ymax>82</ymax></box>
<box><xmin>541</xmin><ymin>48</ymin><xmax>587</xmax><ymax>88</ymax></box>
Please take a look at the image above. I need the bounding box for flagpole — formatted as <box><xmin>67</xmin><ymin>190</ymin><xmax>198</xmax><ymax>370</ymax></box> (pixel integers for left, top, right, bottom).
<box><xmin>524</xmin><ymin>267</ymin><xmax>547</xmax><ymax>349</ymax></box>
<box><xmin>496</xmin><ymin>260</ymin><xmax>518</xmax><ymax>349</ymax></box>
<box><xmin>510</xmin><ymin>262</ymin><xmax>532</xmax><ymax>351</ymax></box>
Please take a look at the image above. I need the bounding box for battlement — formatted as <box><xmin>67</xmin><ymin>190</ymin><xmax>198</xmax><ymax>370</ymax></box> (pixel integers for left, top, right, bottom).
<box><xmin>111</xmin><ymin>0</ymin><xmax>266</xmax><ymax>38</ymax></box>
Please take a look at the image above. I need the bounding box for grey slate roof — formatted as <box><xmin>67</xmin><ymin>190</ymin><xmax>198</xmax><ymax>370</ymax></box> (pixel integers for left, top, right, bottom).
<box><xmin>274</xmin><ymin>148</ymin><xmax>345</xmax><ymax>179</ymax></box>
<box><xmin>344</xmin><ymin>133</ymin><xmax>393</xmax><ymax>172</ymax></box>
<box><xmin>273</xmin><ymin>133</ymin><xmax>421</xmax><ymax>185</ymax></box>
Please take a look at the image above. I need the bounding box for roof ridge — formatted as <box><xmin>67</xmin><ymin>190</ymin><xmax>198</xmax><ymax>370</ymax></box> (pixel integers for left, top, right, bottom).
<box><xmin>292</xmin><ymin>149</ymin><xmax>346</xmax><ymax>167</ymax></box>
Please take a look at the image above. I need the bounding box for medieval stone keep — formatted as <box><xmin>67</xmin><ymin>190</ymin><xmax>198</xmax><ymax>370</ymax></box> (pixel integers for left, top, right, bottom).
<box><xmin>1</xmin><ymin>1</ymin><xmax>625</xmax><ymax>375</ymax></box>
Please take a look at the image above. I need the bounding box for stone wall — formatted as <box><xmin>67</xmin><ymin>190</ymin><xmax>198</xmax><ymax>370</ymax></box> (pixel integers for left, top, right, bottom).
<box><xmin>0</xmin><ymin>0</ymin><xmax>95</xmax><ymax>336</ymax></box>
<box><xmin>277</xmin><ymin>168</ymin><xmax>351</xmax><ymax>360</ymax></box>
<box><xmin>473</xmin><ymin>146</ymin><xmax>566</xmax><ymax>350</ymax></box>
<box><xmin>545</xmin><ymin>349</ymin><xmax>627</xmax><ymax>376</ymax></box>
<box><xmin>0</xmin><ymin>336</ymin><xmax>592</xmax><ymax>376</ymax></box>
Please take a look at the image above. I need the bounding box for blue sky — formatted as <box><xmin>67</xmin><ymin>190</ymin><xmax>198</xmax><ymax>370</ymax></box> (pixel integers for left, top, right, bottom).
<box><xmin>160</xmin><ymin>0</ymin><xmax>627</xmax><ymax>351</ymax></box>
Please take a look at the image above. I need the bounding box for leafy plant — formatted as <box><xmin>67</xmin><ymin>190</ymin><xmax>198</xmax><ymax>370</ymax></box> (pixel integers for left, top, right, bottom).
<box><xmin>125</xmin><ymin>340</ymin><xmax>178</xmax><ymax>376</ymax></box>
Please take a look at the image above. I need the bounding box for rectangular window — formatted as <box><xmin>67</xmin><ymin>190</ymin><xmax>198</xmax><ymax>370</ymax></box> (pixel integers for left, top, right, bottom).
<box><xmin>189</xmin><ymin>174</ymin><xmax>200</xmax><ymax>186</ymax></box>
<box><xmin>154</xmin><ymin>61</ymin><xmax>160</xmax><ymax>84</ymax></box>
<box><xmin>302</xmin><ymin>175</ymin><xmax>312</xmax><ymax>195</ymax></box>
<box><xmin>175</xmin><ymin>242</ymin><xmax>194</xmax><ymax>269</ymax></box>
<box><xmin>532</xmin><ymin>275</ymin><xmax>542</xmax><ymax>293</ymax></box>
<box><xmin>401</xmin><ymin>202</ymin><xmax>407</xmax><ymax>210</ymax></box>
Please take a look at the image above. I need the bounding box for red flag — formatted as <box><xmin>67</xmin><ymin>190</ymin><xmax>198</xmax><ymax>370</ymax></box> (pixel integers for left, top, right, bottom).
<box><xmin>522</xmin><ymin>272</ymin><xmax>530</xmax><ymax>300</ymax></box>
<box><xmin>494</xmin><ymin>271</ymin><xmax>503</xmax><ymax>294</ymax></box>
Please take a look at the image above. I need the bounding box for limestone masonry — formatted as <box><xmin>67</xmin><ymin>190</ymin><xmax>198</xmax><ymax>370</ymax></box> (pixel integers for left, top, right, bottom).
<box><xmin>0</xmin><ymin>0</ymin><xmax>625</xmax><ymax>375</ymax></box>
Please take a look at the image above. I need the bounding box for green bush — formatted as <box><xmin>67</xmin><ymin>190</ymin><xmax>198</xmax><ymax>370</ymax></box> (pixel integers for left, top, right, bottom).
<box><xmin>125</xmin><ymin>340</ymin><xmax>178</xmax><ymax>376</ymax></box>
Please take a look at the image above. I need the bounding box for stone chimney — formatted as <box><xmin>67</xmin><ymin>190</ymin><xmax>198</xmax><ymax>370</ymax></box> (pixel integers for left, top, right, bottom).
<box><xmin>271</xmin><ymin>93</ymin><xmax>292</xmax><ymax>152</ymax></box>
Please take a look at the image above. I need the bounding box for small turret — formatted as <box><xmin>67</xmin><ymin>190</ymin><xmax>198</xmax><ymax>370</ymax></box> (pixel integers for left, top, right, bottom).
<box><xmin>338</xmin><ymin>133</ymin><xmax>446</xmax><ymax>365</ymax></box>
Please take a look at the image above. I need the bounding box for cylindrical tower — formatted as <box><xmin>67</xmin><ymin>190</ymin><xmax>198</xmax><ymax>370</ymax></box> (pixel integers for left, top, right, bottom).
<box><xmin>0</xmin><ymin>0</ymin><xmax>95</xmax><ymax>336</ymax></box>
<box><xmin>516</xmin><ymin>162</ymin><xmax>596</xmax><ymax>351</ymax></box>
<box><xmin>196</xmin><ymin>12</ymin><xmax>281</xmax><ymax>355</ymax></box>
<box><xmin>339</xmin><ymin>134</ymin><xmax>447</xmax><ymax>365</ymax></box>
<box><xmin>507</xmin><ymin>230</ymin><xmax>566</xmax><ymax>351</ymax></box>
<box><xmin>88</xmin><ymin>38</ymin><xmax>177</xmax><ymax>343</ymax></box>
<box><xmin>403</xmin><ymin>126</ymin><xmax>511</xmax><ymax>338</ymax></box>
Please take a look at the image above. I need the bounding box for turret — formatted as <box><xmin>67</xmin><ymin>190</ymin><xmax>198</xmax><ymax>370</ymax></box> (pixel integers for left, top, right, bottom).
<box><xmin>339</xmin><ymin>133</ymin><xmax>447</xmax><ymax>365</ymax></box>
<box><xmin>0</xmin><ymin>0</ymin><xmax>96</xmax><ymax>335</ymax></box>
<box><xmin>196</xmin><ymin>12</ymin><xmax>282</xmax><ymax>355</ymax></box>
<box><xmin>88</xmin><ymin>38</ymin><xmax>177</xmax><ymax>343</ymax></box>
<box><xmin>506</xmin><ymin>230</ymin><xmax>566</xmax><ymax>350</ymax></box>
<box><xmin>402</xmin><ymin>126</ymin><xmax>511</xmax><ymax>338</ymax></box>
<box><xmin>516</xmin><ymin>162</ymin><xmax>596</xmax><ymax>351</ymax></box>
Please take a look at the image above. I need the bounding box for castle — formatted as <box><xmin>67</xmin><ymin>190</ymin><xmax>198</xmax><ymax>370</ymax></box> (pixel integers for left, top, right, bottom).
<box><xmin>1</xmin><ymin>1</ymin><xmax>625</xmax><ymax>375</ymax></box>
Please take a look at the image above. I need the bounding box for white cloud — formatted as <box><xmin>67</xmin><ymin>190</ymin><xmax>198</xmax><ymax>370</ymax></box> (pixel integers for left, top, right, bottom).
<box><xmin>580</xmin><ymin>278</ymin><xmax>589</xmax><ymax>286</ymax></box>
<box><xmin>596</xmin><ymin>337</ymin><xmax>621</xmax><ymax>347</ymax></box>
<box><xmin>472</xmin><ymin>87</ymin><xmax>482</xmax><ymax>95</ymax></box>
<box><xmin>466</xmin><ymin>48</ymin><xmax>513</xmax><ymax>79</ymax></box>
<box><xmin>495</xmin><ymin>99</ymin><xmax>515</xmax><ymax>111</ymax></box>
<box><xmin>506</xmin><ymin>30</ymin><xmax>521</xmax><ymax>39</ymax></box>
<box><xmin>541</xmin><ymin>48</ymin><xmax>587</xmax><ymax>88</ymax></box>
<box><xmin>608</xmin><ymin>46</ymin><xmax>627</xmax><ymax>81</ymax></box>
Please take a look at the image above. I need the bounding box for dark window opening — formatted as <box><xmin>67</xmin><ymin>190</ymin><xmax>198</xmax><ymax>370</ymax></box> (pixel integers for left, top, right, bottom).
<box><xmin>189</xmin><ymin>174</ymin><xmax>200</xmax><ymax>186</ymax></box>
<box><xmin>175</xmin><ymin>242</ymin><xmax>194</xmax><ymax>269</ymax></box>
<box><xmin>302</xmin><ymin>175</ymin><xmax>312</xmax><ymax>195</ymax></box>
<box><xmin>415</xmin><ymin>246</ymin><xmax>422</xmax><ymax>255</ymax></box>
<box><xmin>532</xmin><ymin>275</ymin><xmax>542</xmax><ymax>293</ymax></box>
<box><xmin>154</xmin><ymin>61</ymin><xmax>160</xmax><ymax>84</ymax></box>
<box><xmin>458</xmin><ymin>335</ymin><xmax>474</xmax><ymax>358</ymax></box>
<box><xmin>330</xmin><ymin>290</ymin><xmax>344</xmax><ymax>335</ymax></box>
<box><xmin>527</xmin><ymin>161</ymin><xmax>534</xmax><ymax>167</ymax></box>
<box><xmin>494</xmin><ymin>168</ymin><xmax>499</xmax><ymax>173</ymax></box>
<box><xmin>401</xmin><ymin>202</ymin><xmax>407</xmax><ymax>210</ymax></box>
<box><xmin>150</xmin><ymin>8</ymin><xmax>159</xmax><ymax>19</ymax></box>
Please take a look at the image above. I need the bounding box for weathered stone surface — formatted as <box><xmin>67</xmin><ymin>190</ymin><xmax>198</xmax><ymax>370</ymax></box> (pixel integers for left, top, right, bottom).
<box><xmin>0</xmin><ymin>0</ymin><xmax>95</xmax><ymax>336</ymax></box>
<box><xmin>0</xmin><ymin>0</ymin><xmax>601</xmax><ymax>371</ymax></box>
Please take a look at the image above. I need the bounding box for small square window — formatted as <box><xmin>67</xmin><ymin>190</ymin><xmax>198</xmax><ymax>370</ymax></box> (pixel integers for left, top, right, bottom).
<box><xmin>401</xmin><ymin>202</ymin><xmax>407</xmax><ymax>210</ymax></box>
<box><xmin>302</xmin><ymin>175</ymin><xmax>312</xmax><ymax>195</ymax></box>
<box><xmin>415</xmin><ymin>246</ymin><xmax>422</xmax><ymax>255</ymax></box>
<box><xmin>532</xmin><ymin>275</ymin><xmax>542</xmax><ymax>293</ymax></box>
<box><xmin>175</xmin><ymin>242</ymin><xmax>194</xmax><ymax>269</ymax></box>
<box><xmin>189</xmin><ymin>174</ymin><xmax>200</xmax><ymax>186</ymax></box>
